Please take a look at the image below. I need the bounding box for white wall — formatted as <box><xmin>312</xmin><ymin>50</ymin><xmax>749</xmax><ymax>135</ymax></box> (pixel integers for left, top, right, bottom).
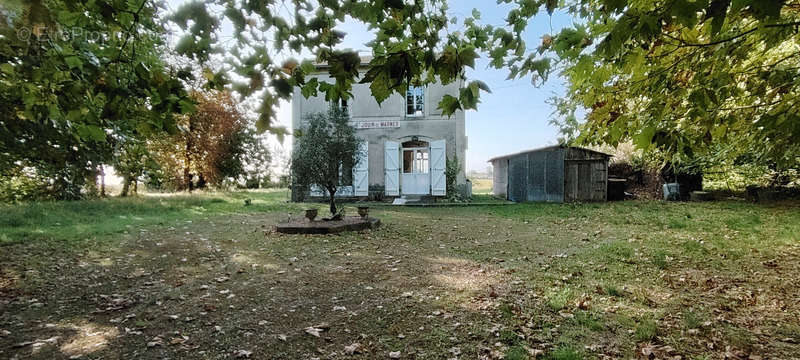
<box><xmin>491</xmin><ymin>159</ymin><xmax>508</xmax><ymax>197</ymax></box>
<box><xmin>292</xmin><ymin>70</ymin><xmax>467</xmax><ymax>187</ymax></box>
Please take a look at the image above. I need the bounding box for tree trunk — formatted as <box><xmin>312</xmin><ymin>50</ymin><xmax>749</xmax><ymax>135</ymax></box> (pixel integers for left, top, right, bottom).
<box><xmin>184</xmin><ymin>119</ymin><xmax>194</xmax><ymax>192</ymax></box>
<box><xmin>184</xmin><ymin>160</ymin><xmax>193</xmax><ymax>192</ymax></box>
<box><xmin>133</xmin><ymin>178</ymin><xmax>138</xmax><ymax>194</ymax></box>
<box><xmin>100</xmin><ymin>165</ymin><xmax>106</xmax><ymax>197</ymax></box>
<box><xmin>197</xmin><ymin>173</ymin><xmax>207</xmax><ymax>189</ymax></box>
<box><xmin>327</xmin><ymin>186</ymin><xmax>337</xmax><ymax>215</ymax></box>
<box><xmin>120</xmin><ymin>175</ymin><xmax>130</xmax><ymax>197</ymax></box>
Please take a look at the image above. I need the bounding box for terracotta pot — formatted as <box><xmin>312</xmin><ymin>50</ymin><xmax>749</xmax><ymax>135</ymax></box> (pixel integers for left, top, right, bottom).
<box><xmin>305</xmin><ymin>209</ymin><xmax>318</xmax><ymax>221</ymax></box>
<box><xmin>357</xmin><ymin>206</ymin><xmax>369</xmax><ymax>219</ymax></box>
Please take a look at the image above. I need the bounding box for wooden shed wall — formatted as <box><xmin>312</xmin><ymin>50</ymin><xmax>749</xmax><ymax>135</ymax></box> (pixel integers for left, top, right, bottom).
<box><xmin>564</xmin><ymin>147</ymin><xmax>609</xmax><ymax>202</ymax></box>
<box><xmin>564</xmin><ymin>160</ymin><xmax>608</xmax><ymax>202</ymax></box>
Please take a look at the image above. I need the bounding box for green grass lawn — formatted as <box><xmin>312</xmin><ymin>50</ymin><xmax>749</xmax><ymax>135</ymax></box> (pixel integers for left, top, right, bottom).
<box><xmin>1</xmin><ymin>192</ymin><xmax>799</xmax><ymax>359</ymax></box>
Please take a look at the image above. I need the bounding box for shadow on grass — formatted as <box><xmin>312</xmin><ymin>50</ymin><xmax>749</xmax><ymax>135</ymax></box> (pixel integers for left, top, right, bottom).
<box><xmin>0</xmin><ymin>209</ymin><xmax>523</xmax><ymax>359</ymax></box>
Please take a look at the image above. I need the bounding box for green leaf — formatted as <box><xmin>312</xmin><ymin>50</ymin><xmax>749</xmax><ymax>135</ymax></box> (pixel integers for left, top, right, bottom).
<box><xmin>0</xmin><ymin>63</ymin><xmax>13</xmax><ymax>74</ymax></box>
<box><xmin>179</xmin><ymin>99</ymin><xmax>196</xmax><ymax>114</ymax></box>
<box><xmin>64</xmin><ymin>56</ymin><xmax>82</xmax><ymax>69</ymax></box>
<box><xmin>78</xmin><ymin>125</ymin><xmax>106</xmax><ymax>142</ymax></box>
<box><xmin>545</xmin><ymin>0</ymin><xmax>557</xmax><ymax>15</ymax></box>
<box><xmin>470</xmin><ymin>80</ymin><xmax>491</xmax><ymax>94</ymax></box>
<box><xmin>634</xmin><ymin>126</ymin><xmax>656</xmax><ymax>150</ymax></box>
<box><xmin>271</xmin><ymin>78</ymin><xmax>293</xmax><ymax>99</ymax></box>
<box><xmin>301</xmin><ymin>78</ymin><xmax>319</xmax><ymax>98</ymax></box>
<box><xmin>437</xmin><ymin>94</ymin><xmax>461</xmax><ymax>116</ymax></box>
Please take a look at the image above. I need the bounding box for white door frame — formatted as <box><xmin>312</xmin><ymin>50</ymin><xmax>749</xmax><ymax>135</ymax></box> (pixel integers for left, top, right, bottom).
<box><xmin>400</xmin><ymin>146</ymin><xmax>430</xmax><ymax>195</ymax></box>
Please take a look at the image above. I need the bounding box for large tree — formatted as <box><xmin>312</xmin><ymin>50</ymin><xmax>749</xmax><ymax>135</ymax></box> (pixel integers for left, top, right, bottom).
<box><xmin>148</xmin><ymin>90</ymin><xmax>250</xmax><ymax>190</ymax></box>
<box><xmin>0</xmin><ymin>0</ymin><xmax>191</xmax><ymax>199</ymax></box>
<box><xmin>291</xmin><ymin>109</ymin><xmax>361</xmax><ymax>216</ymax></box>
<box><xmin>488</xmin><ymin>0</ymin><xmax>800</xmax><ymax>172</ymax></box>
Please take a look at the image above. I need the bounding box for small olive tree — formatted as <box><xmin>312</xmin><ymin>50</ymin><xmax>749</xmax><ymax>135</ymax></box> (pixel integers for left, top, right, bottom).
<box><xmin>291</xmin><ymin>109</ymin><xmax>362</xmax><ymax>216</ymax></box>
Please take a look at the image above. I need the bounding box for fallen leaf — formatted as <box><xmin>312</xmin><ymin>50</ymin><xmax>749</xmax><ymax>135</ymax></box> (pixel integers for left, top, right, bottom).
<box><xmin>344</xmin><ymin>342</ymin><xmax>366</xmax><ymax>355</ymax></box>
<box><xmin>147</xmin><ymin>337</ymin><xmax>163</xmax><ymax>348</ymax></box>
<box><xmin>234</xmin><ymin>349</ymin><xmax>253</xmax><ymax>358</ymax></box>
<box><xmin>169</xmin><ymin>336</ymin><xmax>188</xmax><ymax>345</ymax></box>
<box><xmin>389</xmin><ymin>350</ymin><xmax>401</xmax><ymax>358</ymax></box>
<box><xmin>304</xmin><ymin>326</ymin><xmax>326</xmax><ymax>337</ymax></box>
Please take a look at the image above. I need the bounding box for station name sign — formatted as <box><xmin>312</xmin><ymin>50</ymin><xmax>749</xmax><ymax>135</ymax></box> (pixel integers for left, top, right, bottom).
<box><xmin>352</xmin><ymin>121</ymin><xmax>400</xmax><ymax>129</ymax></box>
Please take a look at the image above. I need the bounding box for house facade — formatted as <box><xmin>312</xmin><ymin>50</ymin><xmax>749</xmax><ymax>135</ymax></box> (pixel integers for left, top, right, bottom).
<box><xmin>291</xmin><ymin>61</ymin><xmax>467</xmax><ymax>198</ymax></box>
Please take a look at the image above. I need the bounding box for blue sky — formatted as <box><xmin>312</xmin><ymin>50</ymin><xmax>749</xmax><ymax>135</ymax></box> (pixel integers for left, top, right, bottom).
<box><xmin>165</xmin><ymin>1</ymin><xmax>577</xmax><ymax>172</ymax></box>
<box><xmin>448</xmin><ymin>4</ymin><xmax>575</xmax><ymax>172</ymax></box>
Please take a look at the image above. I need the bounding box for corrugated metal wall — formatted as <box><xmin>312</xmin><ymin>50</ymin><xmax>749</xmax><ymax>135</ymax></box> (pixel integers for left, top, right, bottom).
<box><xmin>508</xmin><ymin>155</ymin><xmax>527</xmax><ymax>202</ymax></box>
<box><xmin>507</xmin><ymin>148</ymin><xmax>565</xmax><ymax>202</ymax></box>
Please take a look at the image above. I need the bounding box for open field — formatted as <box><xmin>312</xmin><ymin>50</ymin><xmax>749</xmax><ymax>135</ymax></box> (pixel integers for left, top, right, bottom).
<box><xmin>1</xmin><ymin>191</ymin><xmax>799</xmax><ymax>359</ymax></box>
<box><xmin>469</xmin><ymin>178</ymin><xmax>493</xmax><ymax>195</ymax></box>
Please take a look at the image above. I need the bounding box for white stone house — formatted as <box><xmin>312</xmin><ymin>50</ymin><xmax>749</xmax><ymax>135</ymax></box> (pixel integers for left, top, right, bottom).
<box><xmin>291</xmin><ymin>59</ymin><xmax>467</xmax><ymax>198</ymax></box>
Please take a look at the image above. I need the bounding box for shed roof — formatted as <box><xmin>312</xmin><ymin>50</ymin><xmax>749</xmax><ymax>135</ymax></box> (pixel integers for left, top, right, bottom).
<box><xmin>487</xmin><ymin>145</ymin><xmax>612</xmax><ymax>163</ymax></box>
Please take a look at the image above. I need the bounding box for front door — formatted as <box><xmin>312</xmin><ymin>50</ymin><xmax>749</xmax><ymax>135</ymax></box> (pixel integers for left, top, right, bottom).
<box><xmin>401</xmin><ymin>147</ymin><xmax>430</xmax><ymax>195</ymax></box>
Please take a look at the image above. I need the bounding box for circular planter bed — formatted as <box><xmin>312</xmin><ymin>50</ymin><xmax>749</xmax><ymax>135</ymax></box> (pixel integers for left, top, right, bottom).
<box><xmin>276</xmin><ymin>216</ymin><xmax>381</xmax><ymax>234</ymax></box>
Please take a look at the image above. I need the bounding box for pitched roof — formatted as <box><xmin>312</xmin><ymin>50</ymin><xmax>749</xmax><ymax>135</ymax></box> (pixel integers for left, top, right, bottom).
<box><xmin>487</xmin><ymin>145</ymin><xmax>612</xmax><ymax>162</ymax></box>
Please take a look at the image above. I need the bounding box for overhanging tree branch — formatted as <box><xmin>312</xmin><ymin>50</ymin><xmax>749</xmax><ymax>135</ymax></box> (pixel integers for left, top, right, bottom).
<box><xmin>663</xmin><ymin>21</ymin><xmax>800</xmax><ymax>47</ymax></box>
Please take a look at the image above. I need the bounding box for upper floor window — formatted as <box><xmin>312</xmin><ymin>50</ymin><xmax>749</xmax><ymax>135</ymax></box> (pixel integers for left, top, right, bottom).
<box><xmin>406</xmin><ymin>86</ymin><xmax>424</xmax><ymax>116</ymax></box>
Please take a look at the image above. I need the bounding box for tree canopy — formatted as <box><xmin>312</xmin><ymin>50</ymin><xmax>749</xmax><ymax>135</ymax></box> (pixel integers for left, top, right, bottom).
<box><xmin>168</xmin><ymin>0</ymin><xmax>800</xmax><ymax>172</ymax></box>
<box><xmin>1</xmin><ymin>0</ymin><xmax>191</xmax><ymax>199</ymax></box>
<box><xmin>291</xmin><ymin>109</ymin><xmax>361</xmax><ymax>215</ymax></box>
<box><xmin>547</xmin><ymin>0</ymin><xmax>800</xmax><ymax>172</ymax></box>
<box><xmin>2</xmin><ymin>0</ymin><xmax>799</xmax><ymax>200</ymax></box>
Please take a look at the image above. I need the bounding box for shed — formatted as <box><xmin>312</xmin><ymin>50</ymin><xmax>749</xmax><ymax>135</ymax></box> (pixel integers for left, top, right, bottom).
<box><xmin>488</xmin><ymin>145</ymin><xmax>611</xmax><ymax>203</ymax></box>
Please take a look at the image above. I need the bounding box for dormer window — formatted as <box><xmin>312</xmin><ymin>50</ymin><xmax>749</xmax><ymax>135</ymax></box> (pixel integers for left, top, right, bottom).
<box><xmin>406</xmin><ymin>86</ymin><xmax>424</xmax><ymax>116</ymax></box>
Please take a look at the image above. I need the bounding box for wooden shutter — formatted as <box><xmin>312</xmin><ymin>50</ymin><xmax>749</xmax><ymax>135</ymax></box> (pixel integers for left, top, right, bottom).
<box><xmin>430</xmin><ymin>139</ymin><xmax>446</xmax><ymax>196</ymax></box>
<box><xmin>384</xmin><ymin>141</ymin><xmax>399</xmax><ymax>196</ymax></box>
<box><xmin>353</xmin><ymin>141</ymin><xmax>369</xmax><ymax>196</ymax></box>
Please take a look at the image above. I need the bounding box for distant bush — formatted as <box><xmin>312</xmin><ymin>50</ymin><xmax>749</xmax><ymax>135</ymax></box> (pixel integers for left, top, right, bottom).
<box><xmin>0</xmin><ymin>166</ymin><xmax>52</xmax><ymax>202</ymax></box>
